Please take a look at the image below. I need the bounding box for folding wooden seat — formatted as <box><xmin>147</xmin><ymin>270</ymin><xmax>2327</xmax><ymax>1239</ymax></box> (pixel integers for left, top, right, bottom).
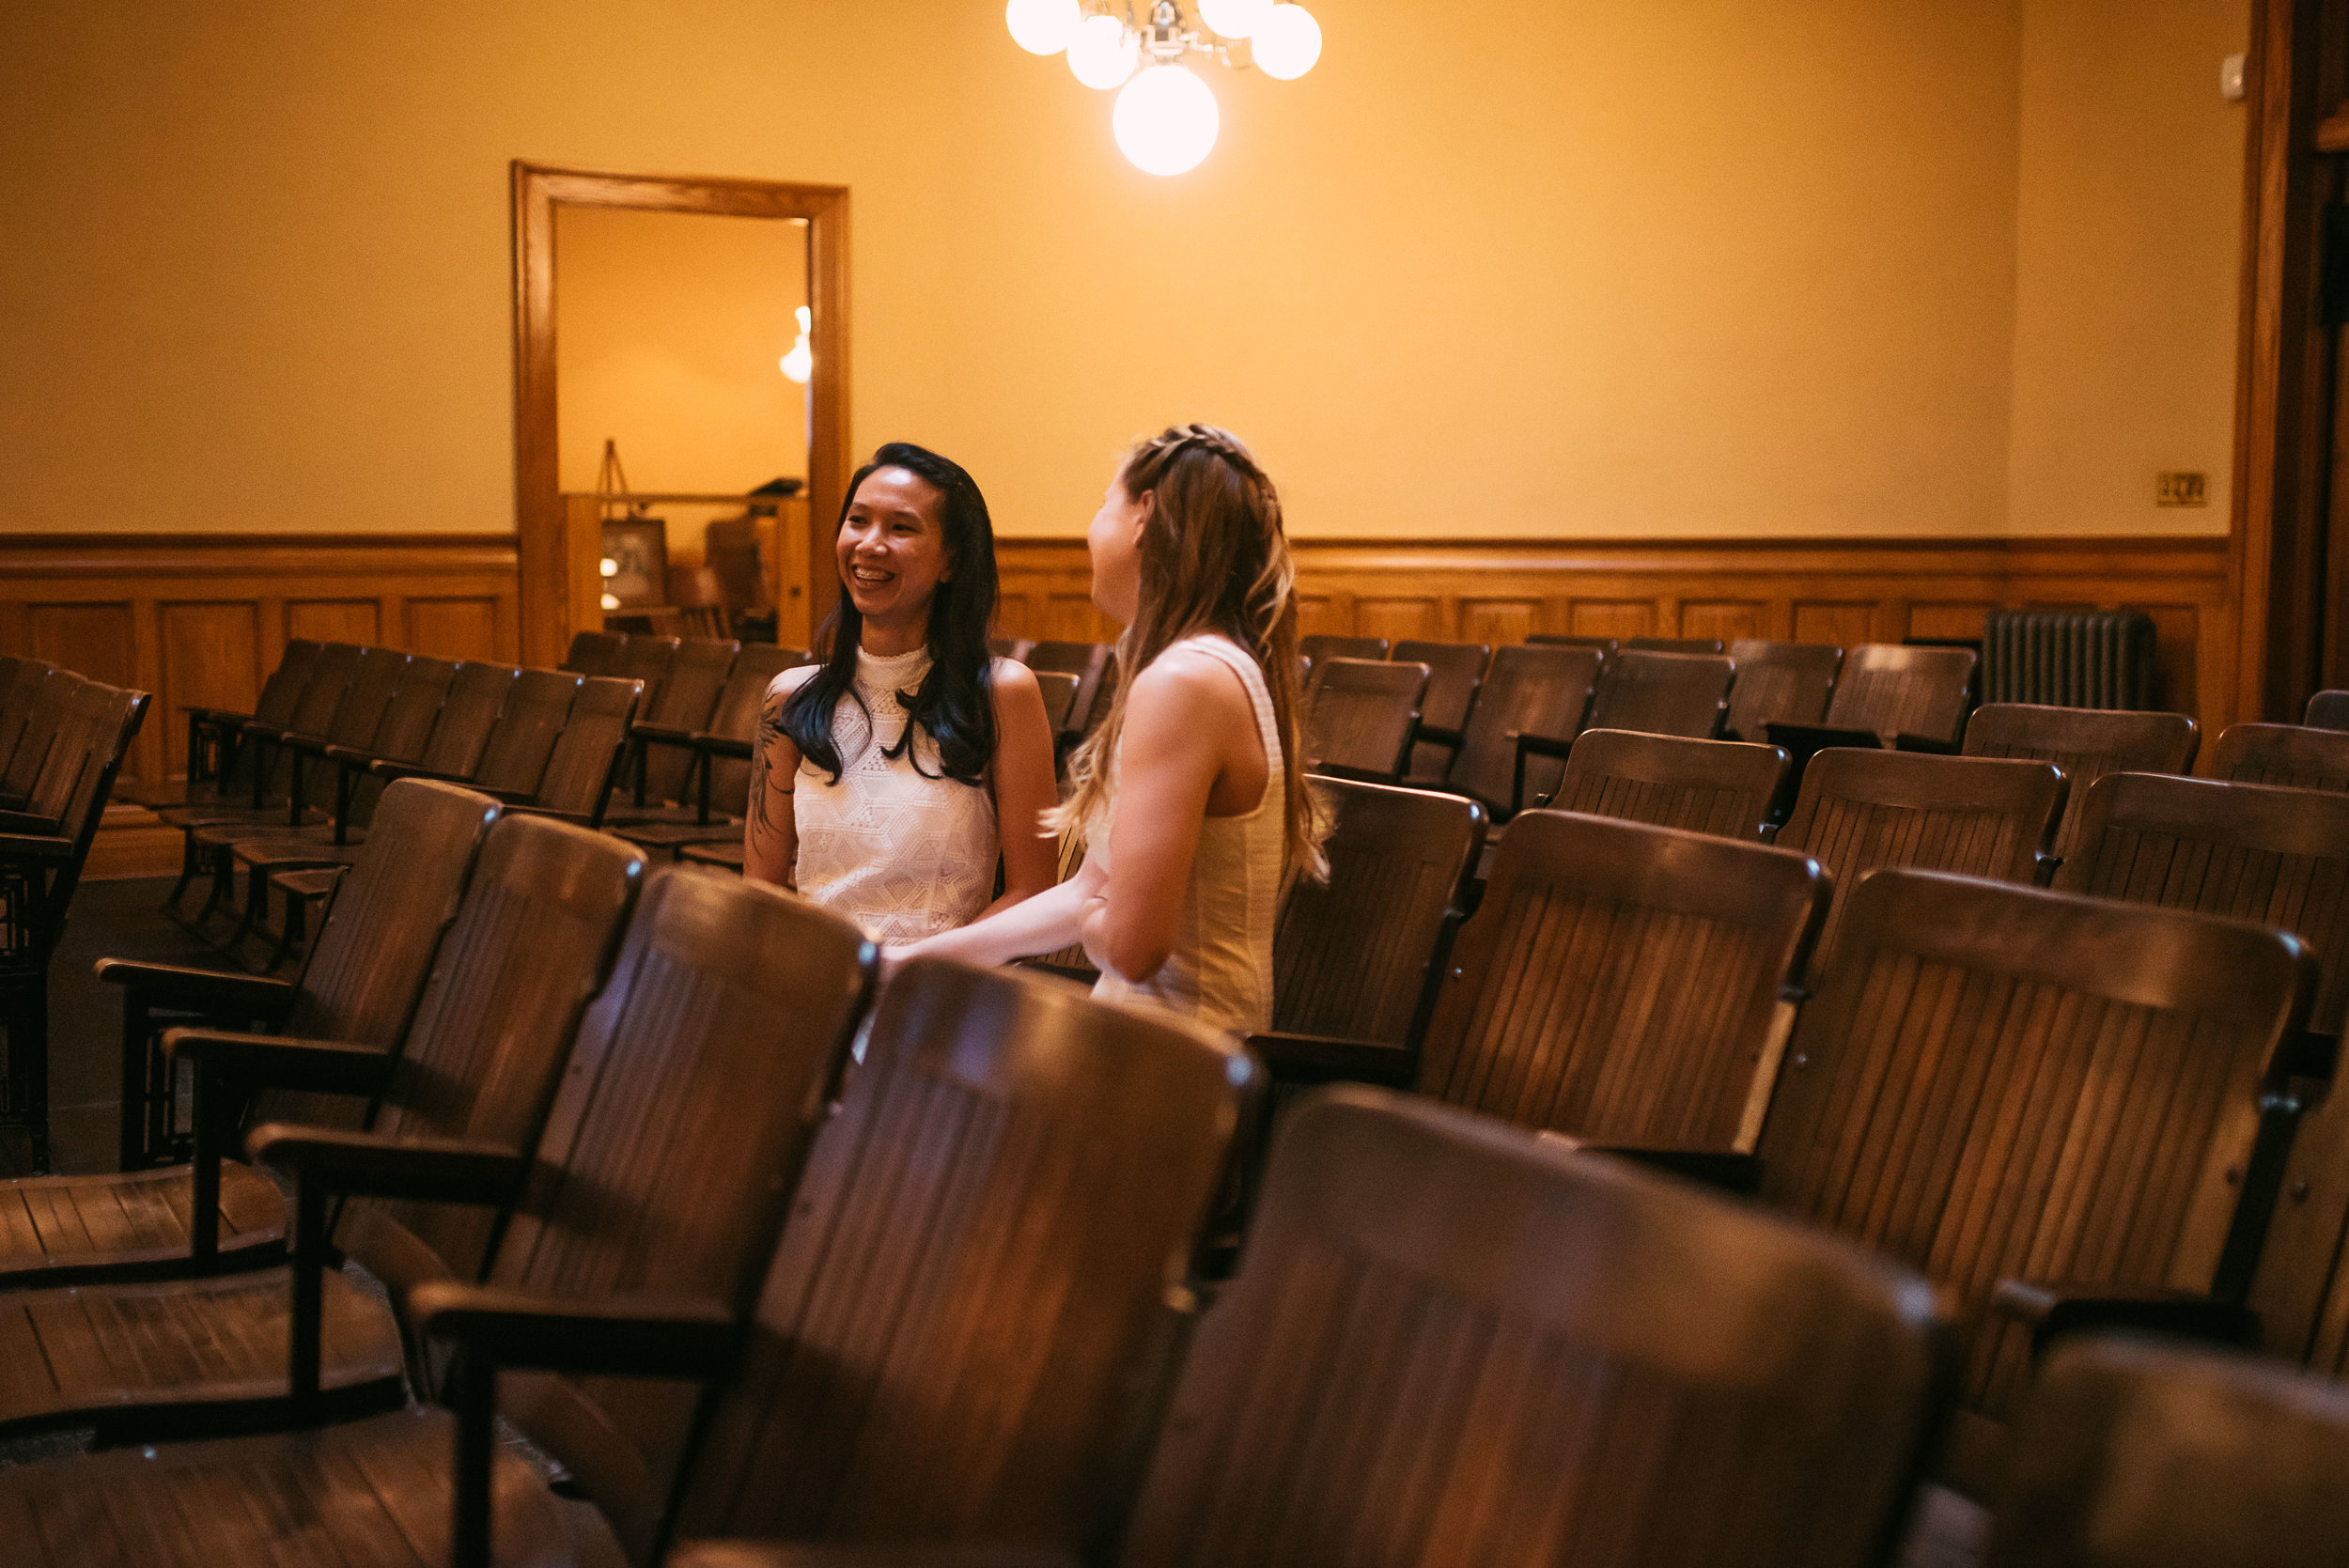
<box><xmin>0</xmin><ymin>814</ymin><xmax>645</xmax><ymax>1441</ymax></box>
<box><xmin>0</xmin><ymin>657</ymin><xmax>55</xmax><ymax>791</ymax></box>
<box><xmin>2208</xmin><ymin>721</ymin><xmax>2349</xmax><ymax>792</ymax></box>
<box><xmin>1257</xmin><ymin>813</ymin><xmax>1825</xmax><ymax>1180</ymax></box>
<box><xmin>1439</xmin><ymin>643</ymin><xmax>1601</xmax><ymax>821</ymax></box>
<box><xmin>157</xmin><ymin>642</ymin><xmax>360</xmax><ymax>833</ymax></box>
<box><xmin>618</xmin><ymin>636</ymin><xmax>739</xmax><ymax>810</ymax></box>
<box><xmin>1628</xmin><ymin>633</ymin><xmax>1727</xmax><ymax>653</ymax></box>
<box><xmin>1577</xmin><ymin>647</ymin><xmax>1734</xmax><ymax>738</ymax></box>
<box><xmin>1984</xmin><ymin>1337</ymin><xmax>2349</xmax><ymax>1568</ymax></box>
<box><xmin>4</xmin><ymin>780</ymin><xmax>495</xmax><ymax>1267</ymax></box>
<box><xmin>1751</xmin><ymin>869</ymin><xmax>2311</xmax><ymax>1493</ymax></box>
<box><xmin>1534</xmin><ymin>728</ymin><xmax>1788</xmax><ymax>841</ymax></box>
<box><xmin>2306</xmin><ymin>688</ymin><xmax>2349</xmax><ymax>731</ymax></box>
<box><xmin>1390</xmin><ymin>638</ymin><xmax>1488</xmax><ymax>784</ymax></box>
<box><xmin>0</xmin><ymin>682</ymin><xmax>150</xmax><ymax>1171</ymax></box>
<box><xmin>613</xmin><ymin>632</ymin><xmax>681</xmax><ymax>713</ymax></box>
<box><xmin>1964</xmin><ymin>703</ymin><xmax>2199</xmax><ymax>866</ymax></box>
<box><xmin>0</xmin><ymin>870</ymin><xmax>876</xmax><ymax>1567</ymax></box>
<box><xmin>1299</xmin><ymin>631</ymin><xmax>1390</xmax><ymax>665</ymax></box>
<box><xmin>0</xmin><ymin>671</ymin><xmax>98</xmax><ymax>837</ymax></box>
<box><xmin>559</xmin><ymin>629</ymin><xmax>626</xmax><ymax>676</ymax></box>
<box><xmin>972</xmin><ymin>1091</ymin><xmax>1937</xmax><ymax>1568</ymax></box>
<box><xmin>1301</xmin><ymin>656</ymin><xmax>1427</xmax><ymax>783</ymax></box>
<box><xmin>616</xmin><ymin>644</ymin><xmax>801</xmax><ymax>854</ymax></box>
<box><xmin>1032</xmin><ymin>668</ymin><xmax>1081</xmax><ymax>739</ymax></box>
<box><xmin>1724</xmin><ymin>637</ymin><xmax>1842</xmax><ymax>742</ymax></box>
<box><xmin>162</xmin><ymin>638</ymin><xmax>321</xmax><ymax>806</ymax></box>
<box><xmin>1766</xmin><ymin>644</ymin><xmax>1976</xmax><ymax>776</ymax></box>
<box><xmin>1026</xmin><ymin>640</ymin><xmax>1114</xmax><ymax>735</ymax></box>
<box><xmin>1777</xmin><ymin>748</ymin><xmax>2064</xmax><ymax>966</ymax></box>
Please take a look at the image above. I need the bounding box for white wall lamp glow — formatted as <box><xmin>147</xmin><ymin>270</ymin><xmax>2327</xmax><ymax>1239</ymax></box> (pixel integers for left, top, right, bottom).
<box><xmin>778</xmin><ymin>304</ymin><xmax>813</xmax><ymax>384</ymax></box>
<box><xmin>1005</xmin><ymin>0</ymin><xmax>1321</xmax><ymax>176</ymax></box>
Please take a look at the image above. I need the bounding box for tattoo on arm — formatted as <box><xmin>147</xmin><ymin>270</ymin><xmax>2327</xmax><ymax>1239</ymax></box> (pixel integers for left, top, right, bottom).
<box><xmin>748</xmin><ymin>693</ymin><xmax>791</xmax><ymax>851</ymax></box>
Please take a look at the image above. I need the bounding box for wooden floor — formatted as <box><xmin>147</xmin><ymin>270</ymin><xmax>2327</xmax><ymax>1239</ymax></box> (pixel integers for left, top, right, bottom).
<box><xmin>2</xmin><ymin>877</ymin><xmax>225</xmax><ymax>1179</ymax></box>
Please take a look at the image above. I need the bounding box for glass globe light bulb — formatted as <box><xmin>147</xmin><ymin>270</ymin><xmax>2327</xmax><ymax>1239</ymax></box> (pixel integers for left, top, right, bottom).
<box><xmin>1004</xmin><ymin>0</ymin><xmax>1081</xmax><ymax>54</ymax></box>
<box><xmin>599</xmin><ymin>592</ymin><xmax>621</xmax><ymax>611</ymax></box>
<box><xmin>1198</xmin><ymin>0</ymin><xmax>1273</xmax><ymax>39</ymax></box>
<box><xmin>1113</xmin><ymin>64</ymin><xmax>1220</xmax><ymax>177</ymax></box>
<box><xmin>1066</xmin><ymin>13</ymin><xmax>1139</xmax><ymax>90</ymax></box>
<box><xmin>1251</xmin><ymin>3</ymin><xmax>1321</xmax><ymax>79</ymax></box>
<box><xmin>599</xmin><ymin>557</ymin><xmax>619</xmax><ymax>579</ymax></box>
<box><xmin>780</xmin><ymin>334</ymin><xmax>813</xmax><ymax>384</ymax></box>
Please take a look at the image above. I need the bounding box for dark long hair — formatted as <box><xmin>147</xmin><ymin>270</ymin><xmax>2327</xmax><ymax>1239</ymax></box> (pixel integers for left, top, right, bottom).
<box><xmin>782</xmin><ymin>442</ymin><xmax>1000</xmax><ymax>785</ymax></box>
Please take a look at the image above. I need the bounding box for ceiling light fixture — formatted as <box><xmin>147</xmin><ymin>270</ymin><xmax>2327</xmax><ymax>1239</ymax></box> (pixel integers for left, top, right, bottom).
<box><xmin>1005</xmin><ymin>0</ymin><xmax>1321</xmax><ymax>176</ymax></box>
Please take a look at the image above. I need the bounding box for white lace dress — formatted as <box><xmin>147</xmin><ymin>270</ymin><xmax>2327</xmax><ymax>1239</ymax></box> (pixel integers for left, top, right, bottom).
<box><xmin>786</xmin><ymin>645</ymin><xmax>999</xmax><ymax>941</ymax></box>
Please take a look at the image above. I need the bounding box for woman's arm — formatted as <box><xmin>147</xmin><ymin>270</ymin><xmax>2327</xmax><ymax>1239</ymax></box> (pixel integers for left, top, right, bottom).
<box><xmin>741</xmin><ymin>671</ymin><xmax>813</xmax><ymax>889</ymax></box>
<box><xmin>904</xmin><ymin>843</ymin><xmax>1103</xmax><ymax>966</ymax></box>
<box><xmin>978</xmin><ymin>659</ymin><xmax>1059</xmax><ymax>917</ymax></box>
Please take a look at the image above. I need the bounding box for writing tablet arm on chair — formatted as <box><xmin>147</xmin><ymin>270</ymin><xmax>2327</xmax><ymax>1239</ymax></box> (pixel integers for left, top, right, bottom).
<box><xmin>1988</xmin><ymin>1279</ymin><xmax>2260</xmax><ymax>1357</ymax></box>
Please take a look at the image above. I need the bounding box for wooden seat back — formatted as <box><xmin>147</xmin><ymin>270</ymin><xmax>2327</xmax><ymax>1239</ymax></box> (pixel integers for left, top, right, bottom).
<box><xmin>0</xmin><ymin>660</ymin><xmax>55</xmax><ymax>784</ymax></box>
<box><xmin>332</xmin><ymin>815</ymin><xmax>645</xmax><ymax>1312</ymax></box>
<box><xmin>673</xmin><ymin>956</ymin><xmax>1249</xmax><ymax>1558</ymax></box>
<box><xmin>2209</xmin><ymin>722</ymin><xmax>2349</xmax><ymax>792</ymax></box>
<box><xmin>3</xmin><ymin>671</ymin><xmax>95</xmax><ymax>825</ymax></box>
<box><xmin>1299</xmin><ymin>633</ymin><xmax>1390</xmax><ymax>665</ymax></box>
<box><xmin>2306</xmin><ymin>689</ymin><xmax>2349</xmax><ymax>731</ymax></box>
<box><xmin>1629</xmin><ymin>634</ymin><xmax>1728</xmax><ymax>653</ymax></box>
<box><xmin>1272</xmin><ymin>780</ymin><xmax>1485</xmax><ymax>1050</ymax></box>
<box><xmin>534</xmin><ymin>676</ymin><xmax>643</xmax><ymax>820</ymax></box>
<box><xmin>1447</xmin><ymin>644</ymin><xmax>1602</xmax><ymax>818</ymax></box>
<box><xmin>1026</xmin><ymin>641</ymin><xmax>1113</xmax><ymax>734</ymax></box>
<box><xmin>362</xmin><ymin>657</ymin><xmax>458</xmax><ymax>769</ymax></box>
<box><xmin>1724</xmin><ymin>638</ymin><xmax>1842</xmax><ymax>742</ymax></box>
<box><xmin>244</xmin><ymin>779</ymin><xmax>500</xmax><ymax>1130</ymax></box>
<box><xmin>560</xmin><ymin>630</ymin><xmax>626</xmax><ymax>676</ymax></box>
<box><xmin>1583</xmin><ymin>648</ymin><xmax>1735</xmax><ymax>737</ymax></box>
<box><xmin>637</xmin><ymin>639</ymin><xmax>739</xmax><ymax>802</ymax></box>
<box><xmin>1391</xmin><ymin>639</ymin><xmax>1487</xmax><ymax>784</ymax></box>
<box><xmin>1758</xmin><ymin>869</ymin><xmax>2311</xmax><ymax>1422</ymax></box>
<box><xmin>1420</xmin><ymin>812</ymin><xmax>1827</xmax><ymax>1148</ymax></box>
<box><xmin>1527</xmin><ymin>632</ymin><xmax>1619</xmax><ymax>659</ymax></box>
<box><xmin>1965</xmin><ymin>704</ymin><xmax>2200</xmax><ymax>865</ymax></box>
<box><xmin>1823</xmin><ymin>643</ymin><xmax>1976</xmax><ymax>744</ymax></box>
<box><xmin>696</xmin><ymin>644</ymin><xmax>803</xmax><ymax>810</ymax></box>
<box><xmin>1985</xmin><ymin>1337</ymin><xmax>2349</xmax><ymax>1568</ymax></box>
<box><xmin>480</xmin><ymin>870</ymin><xmax>873</xmax><ymax>1563</ymax></box>
<box><xmin>1779</xmin><ymin>749</ymin><xmax>2064</xmax><ymax>966</ymax></box>
<box><xmin>613</xmin><ymin>634</ymin><xmax>679</xmax><ymax>713</ymax></box>
<box><xmin>1116</xmin><ymin>1088</ymin><xmax>1945</xmax><ymax>1568</ymax></box>
<box><xmin>413</xmin><ymin>662</ymin><xmax>520</xmax><ymax>781</ymax></box>
<box><xmin>1033</xmin><ymin>669</ymin><xmax>1081</xmax><ymax>738</ymax></box>
<box><xmin>469</xmin><ymin>669</ymin><xmax>582</xmax><ymax>797</ymax></box>
<box><xmin>1303</xmin><ymin>657</ymin><xmax>1427</xmax><ymax>782</ymax></box>
<box><xmin>1555</xmin><ymin>729</ymin><xmax>1788</xmax><ymax>841</ymax></box>
<box><xmin>242</xmin><ymin>642</ymin><xmax>364</xmax><ymax>805</ymax></box>
<box><xmin>17</xmin><ymin>683</ymin><xmax>150</xmax><ymax>942</ymax></box>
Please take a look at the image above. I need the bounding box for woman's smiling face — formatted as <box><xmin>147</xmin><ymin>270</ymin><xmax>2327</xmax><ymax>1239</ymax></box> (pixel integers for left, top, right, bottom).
<box><xmin>837</xmin><ymin>465</ymin><xmax>952</xmax><ymax>630</ymax></box>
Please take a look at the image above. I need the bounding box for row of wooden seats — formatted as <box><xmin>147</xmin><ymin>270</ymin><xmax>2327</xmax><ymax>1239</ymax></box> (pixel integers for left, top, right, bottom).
<box><xmin>0</xmin><ymin>774</ymin><xmax>2340</xmax><ymax>1563</ymax></box>
<box><xmin>0</xmin><ymin>654</ymin><xmax>151</xmax><ymax>1171</ymax></box>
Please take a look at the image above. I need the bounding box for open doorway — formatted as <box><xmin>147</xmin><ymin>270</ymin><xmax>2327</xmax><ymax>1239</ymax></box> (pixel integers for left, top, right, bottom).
<box><xmin>511</xmin><ymin>163</ymin><xmax>848</xmax><ymax>666</ymax></box>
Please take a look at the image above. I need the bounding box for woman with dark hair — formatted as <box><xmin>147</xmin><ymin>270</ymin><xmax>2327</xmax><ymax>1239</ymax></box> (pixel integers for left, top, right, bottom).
<box><xmin>742</xmin><ymin>442</ymin><xmax>1058</xmax><ymax>940</ymax></box>
<box><xmin>898</xmin><ymin>425</ymin><xmax>1324</xmax><ymax>1032</ymax></box>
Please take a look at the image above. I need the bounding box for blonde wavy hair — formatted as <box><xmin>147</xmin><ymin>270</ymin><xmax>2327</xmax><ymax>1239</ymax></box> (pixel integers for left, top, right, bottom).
<box><xmin>1048</xmin><ymin>425</ymin><xmax>1328</xmax><ymax>881</ymax></box>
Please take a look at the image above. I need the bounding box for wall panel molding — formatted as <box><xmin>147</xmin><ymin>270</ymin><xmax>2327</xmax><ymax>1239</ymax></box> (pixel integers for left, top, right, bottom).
<box><xmin>996</xmin><ymin>533</ymin><xmax>2239</xmax><ymax>730</ymax></box>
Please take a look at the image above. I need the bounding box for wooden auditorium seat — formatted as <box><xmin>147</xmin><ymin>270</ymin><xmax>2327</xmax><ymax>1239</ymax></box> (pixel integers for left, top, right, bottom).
<box><xmin>1627</xmin><ymin>633</ymin><xmax>1728</xmax><ymax>653</ymax></box>
<box><xmin>1439</xmin><ymin>643</ymin><xmax>1601</xmax><ymax>822</ymax></box>
<box><xmin>1776</xmin><ymin>747</ymin><xmax>2063</xmax><ymax>965</ymax></box>
<box><xmin>1300</xmin><ymin>656</ymin><xmax>1427</xmax><ymax>784</ymax></box>
<box><xmin>1766</xmin><ymin>643</ymin><xmax>1976</xmax><ymax>778</ymax></box>
<box><xmin>1579</xmin><ymin>647</ymin><xmax>1735</xmax><ymax>737</ymax></box>
<box><xmin>0</xmin><ymin>814</ymin><xmax>644</xmax><ymax>1442</ymax></box>
<box><xmin>1963</xmin><ymin>702</ymin><xmax>2200</xmax><ymax>866</ymax></box>
<box><xmin>620</xmin><ymin>644</ymin><xmax>806</xmax><ymax>855</ymax></box>
<box><xmin>1752</xmin><ymin>868</ymin><xmax>2312</xmax><ymax>1494</ymax></box>
<box><xmin>0</xmin><ymin>780</ymin><xmax>496</xmax><ymax>1278</ymax></box>
<box><xmin>617</xmin><ymin>636</ymin><xmax>739</xmax><ymax>811</ymax></box>
<box><xmin>1536</xmin><ymin>728</ymin><xmax>1788</xmax><ymax>840</ymax></box>
<box><xmin>2207</xmin><ymin>722</ymin><xmax>2349</xmax><ymax>792</ymax></box>
<box><xmin>2305</xmin><ymin>688</ymin><xmax>2349</xmax><ymax>731</ymax></box>
<box><xmin>1389</xmin><ymin>638</ymin><xmax>1488</xmax><ymax>785</ymax></box>
<box><xmin>1299</xmin><ymin>632</ymin><xmax>1391</xmax><ymax>665</ymax></box>
<box><xmin>1024</xmin><ymin>640</ymin><xmax>1114</xmax><ymax>737</ymax></box>
<box><xmin>1723</xmin><ymin>637</ymin><xmax>1842</xmax><ymax>743</ymax></box>
<box><xmin>558</xmin><ymin>629</ymin><xmax>626</xmax><ymax>676</ymax></box>
<box><xmin>1527</xmin><ymin>632</ymin><xmax>1620</xmax><ymax>659</ymax></box>
<box><xmin>153</xmin><ymin>638</ymin><xmax>320</xmax><ymax>811</ymax></box>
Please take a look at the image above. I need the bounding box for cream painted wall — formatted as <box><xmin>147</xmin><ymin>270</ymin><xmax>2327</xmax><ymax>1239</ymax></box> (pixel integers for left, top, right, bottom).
<box><xmin>554</xmin><ymin>207</ymin><xmax>809</xmax><ymax>494</ymax></box>
<box><xmin>2007</xmin><ymin>0</ymin><xmax>2247</xmax><ymax>536</ymax></box>
<box><xmin>0</xmin><ymin>0</ymin><xmax>2238</xmax><ymax>539</ymax></box>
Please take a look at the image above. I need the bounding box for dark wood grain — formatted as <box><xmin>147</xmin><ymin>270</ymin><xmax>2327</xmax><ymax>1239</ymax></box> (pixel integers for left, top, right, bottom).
<box><xmin>1581</xmin><ymin>649</ymin><xmax>1735</xmax><ymax>738</ymax></box>
<box><xmin>1302</xmin><ymin>658</ymin><xmax>1426</xmax><ymax>783</ymax></box>
<box><xmin>1965</xmin><ymin>704</ymin><xmax>2200</xmax><ymax>865</ymax></box>
<box><xmin>1552</xmin><ymin>729</ymin><xmax>1788</xmax><ymax>841</ymax></box>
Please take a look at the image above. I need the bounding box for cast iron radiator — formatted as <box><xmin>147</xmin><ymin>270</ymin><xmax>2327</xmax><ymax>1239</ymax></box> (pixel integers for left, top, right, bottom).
<box><xmin>1982</xmin><ymin>608</ymin><xmax>2157</xmax><ymax>709</ymax></box>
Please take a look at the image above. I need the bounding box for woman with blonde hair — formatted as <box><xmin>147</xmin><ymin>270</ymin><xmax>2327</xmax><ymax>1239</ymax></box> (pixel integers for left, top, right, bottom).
<box><xmin>897</xmin><ymin>424</ymin><xmax>1323</xmax><ymax>1032</ymax></box>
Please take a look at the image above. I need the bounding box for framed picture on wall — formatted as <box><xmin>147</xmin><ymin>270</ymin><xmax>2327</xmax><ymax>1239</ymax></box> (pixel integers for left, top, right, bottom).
<box><xmin>601</xmin><ymin>516</ymin><xmax>669</xmax><ymax>608</ymax></box>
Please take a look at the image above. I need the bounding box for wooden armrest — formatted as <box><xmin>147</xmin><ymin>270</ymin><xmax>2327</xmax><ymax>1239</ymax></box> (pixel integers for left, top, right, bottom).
<box><xmin>1890</xmin><ymin>732</ymin><xmax>1963</xmax><ymax>755</ymax></box>
<box><xmin>1414</xmin><ymin>722</ymin><xmax>1465</xmax><ymax>750</ymax></box>
<box><xmin>1535</xmin><ymin>1133</ymin><xmax>1762</xmax><ymax>1194</ymax></box>
<box><xmin>97</xmin><ymin>958</ymin><xmax>296</xmax><ymax>1014</ymax></box>
<box><xmin>163</xmin><ymin>1029</ymin><xmax>396</xmax><ymax>1096</ymax></box>
<box><xmin>247</xmin><ymin>1126</ymin><xmax>531</xmax><ymax>1204</ymax></box>
<box><xmin>280</xmin><ymin>731</ymin><xmax>337</xmax><ymax>755</ymax></box>
<box><xmin>692</xmin><ymin>732</ymin><xmax>755</xmax><ymax>760</ymax></box>
<box><xmin>670</xmin><ymin>1545</ymin><xmax>1081</xmax><ymax>1568</ymax></box>
<box><xmin>1306</xmin><ymin>762</ymin><xmax>1395</xmax><ymax>786</ymax></box>
<box><xmin>1245</xmin><ymin>1030</ymin><xmax>1416</xmax><ymax>1088</ymax></box>
<box><xmin>412</xmin><ymin>1283</ymin><xmax>741</xmax><ymax>1377</ymax></box>
<box><xmin>630</xmin><ymin>721</ymin><xmax>699</xmax><ymax>748</ymax></box>
<box><xmin>498</xmin><ymin>803</ymin><xmax>593</xmax><ymax>824</ymax></box>
<box><xmin>1988</xmin><ymin>1279</ymin><xmax>2260</xmax><ymax>1353</ymax></box>
<box><xmin>370</xmin><ymin>759</ymin><xmax>467</xmax><ymax>784</ymax></box>
<box><xmin>0</xmin><ymin>829</ymin><xmax>73</xmax><ymax>858</ymax></box>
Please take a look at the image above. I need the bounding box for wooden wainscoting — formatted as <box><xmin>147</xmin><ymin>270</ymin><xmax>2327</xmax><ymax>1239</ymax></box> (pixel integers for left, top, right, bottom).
<box><xmin>0</xmin><ymin>534</ymin><xmax>520</xmax><ymax>875</ymax></box>
<box><xmin>996</xmin><ymin>534</ymin><xmax>2240</xmax><ymax>732</ymax></box>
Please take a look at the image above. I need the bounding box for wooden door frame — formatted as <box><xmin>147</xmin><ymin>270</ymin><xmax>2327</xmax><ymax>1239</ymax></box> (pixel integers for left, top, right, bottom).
<box><xmin>511</xmin><ymin>161</ymin><xmax>849</xmax><ymax>667</ymax></box>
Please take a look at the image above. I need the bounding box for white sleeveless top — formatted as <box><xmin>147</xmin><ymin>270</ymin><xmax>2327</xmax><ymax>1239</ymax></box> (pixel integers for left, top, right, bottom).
<box><xmin>1090</xmin><ymin>634</ymin><xmax>1286</xmax><ymax>1034</ymax></box>
<box><xmin>785</xmin><ymin>645</ymin><xmax>998</xmax><ymax>942</ymax></box>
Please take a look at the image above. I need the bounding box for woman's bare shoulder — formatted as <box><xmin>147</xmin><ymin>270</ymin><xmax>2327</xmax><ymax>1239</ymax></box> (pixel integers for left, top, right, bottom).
<box><xmin>766</xmin><ymin>661</ymin><xmax>821</xmax><ymax>701</ymax></box>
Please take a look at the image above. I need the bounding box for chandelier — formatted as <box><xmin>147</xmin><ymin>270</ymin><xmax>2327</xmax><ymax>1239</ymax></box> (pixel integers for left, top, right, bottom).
<box><xmin>1005</xmin><ymin>0</ymin><xmax>1324</xmax><ymax>176</ymax></box>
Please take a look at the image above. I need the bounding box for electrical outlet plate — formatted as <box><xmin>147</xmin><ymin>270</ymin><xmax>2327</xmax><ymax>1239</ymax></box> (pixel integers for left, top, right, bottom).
<box><xmin>2156</xmin><ymin>471</ymin><xmax>2209</xmax><ymax>507</ymax></box>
